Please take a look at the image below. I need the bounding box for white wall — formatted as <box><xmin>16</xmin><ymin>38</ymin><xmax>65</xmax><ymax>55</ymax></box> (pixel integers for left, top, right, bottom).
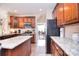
<box><xmin>0</xmin><ymin>25</ymin><xmax>2</xmax><ymax>36</ymax></box>
<box><xmin>36</xmin><ymin>9</ymin><xmax>54</xmax><ymax>23</ymax></box>
<box><xmin>0</xmin><ymin>9</ymin><xmax>10</xmax><ymax>35</ymax></box>
<box><xmin>46</xmin><ymin>9</ymin><xmax>55</xmax><ymax>19</ymax></box>
<box><xmin>37</xmin><ymin>12</ymin><xmax>46</xmax><ymax>23</ymax></box>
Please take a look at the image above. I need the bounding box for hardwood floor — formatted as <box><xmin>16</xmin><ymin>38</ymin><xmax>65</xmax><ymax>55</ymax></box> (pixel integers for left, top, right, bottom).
<box><xmin>30</xmin><ymin>35</ymin><xmax>51</xmax><ymax>56</ymax></box>
<box><xmin>31</xmin><ymin>44</ymin><xmax>51</xmax><ymax>56</ymax></box>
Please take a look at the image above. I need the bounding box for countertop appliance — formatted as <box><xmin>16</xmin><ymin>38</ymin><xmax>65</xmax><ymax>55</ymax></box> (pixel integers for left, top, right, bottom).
<box><xmin>60</xmin><ymin>28</ymin><xmax>65</xmax><ymax>38</ymax></box>
<box><xmin>46</xmin><ymin>19</ymin><xmax>60</xmax><ymax>53</ymax></box>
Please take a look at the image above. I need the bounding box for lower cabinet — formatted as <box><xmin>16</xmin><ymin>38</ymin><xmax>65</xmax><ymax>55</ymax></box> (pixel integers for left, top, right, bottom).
<box><xmin>51</xmin><ymin>40</ymin><xmax>68</xmax><ymax>56</ymax></box>
<box><xmin>31</xmin><ymin>34</ymin><xmax>35</xmax><ymax>43</ymax></box>
<box><xmin>1</xmin><ymin>39</ymin><xmax>31</xmax><ymax>56</ymax></box>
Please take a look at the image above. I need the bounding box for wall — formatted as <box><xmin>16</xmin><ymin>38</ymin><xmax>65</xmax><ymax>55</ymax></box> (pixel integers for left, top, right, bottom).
<box><xmin>46</xmin><ymin>9</ymin><xmax>54</xmax><ymax>19</ymax></box>
<box><xmin>0</xmin><ymin>9</ymin><xmax>10</xmax><ymax>35</ymax></box>
<box><xmin>0</xmin><ymin>25</ymin><xmax>2</xmax><ymax>36</ymax></box>
<box><xmin>10</xmin><ymin>28</ymin><xmax>34</xmax><ymax>34</ymax></box>
<box><xmin>35</xmin><ymin>9</ymin><xmax>55</xmax><ymax>23</ymax></box>
<box><xmin>37</xmin><ymin>12</ymin><xmax>46</xmax><ymax>23</ymax></box>
<box><xmin>46</xmin><ymin>9</ymin><xmax>55</xmax><ymax>35</ymax></box>
<box><xmin>64</xmin><ymin>23</ymin><xmax>79</xmax><ymax>39</ymax></box>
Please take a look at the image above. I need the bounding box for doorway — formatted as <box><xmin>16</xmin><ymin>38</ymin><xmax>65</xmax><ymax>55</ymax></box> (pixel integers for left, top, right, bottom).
<box><xmin>31</xmin><ymin>23</ymin><xmax>47</xmax><ymax>56</ymax></box>
<box><xmin>37</xmin><ymin>23</ymin><xmax>46</xmax><ymax>46</ymax></box>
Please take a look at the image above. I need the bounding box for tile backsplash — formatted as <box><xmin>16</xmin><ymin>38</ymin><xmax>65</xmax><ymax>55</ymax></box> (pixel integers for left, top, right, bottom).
<box><xmin>64</xmin><ymin>23</ymin><xmax>79</xmax><ymax>39</ymax></box>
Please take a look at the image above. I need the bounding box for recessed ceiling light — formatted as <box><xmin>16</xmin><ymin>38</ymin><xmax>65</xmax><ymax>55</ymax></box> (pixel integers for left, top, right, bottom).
<box><xmin>14</xmin><ymin>10</ymin><xmax>17</xmax><ymax>13</ymax></box>
<box><xmin>40</xmin><ymin>9</ymin><xmax>42</xmax><ymax>11</ymax></box>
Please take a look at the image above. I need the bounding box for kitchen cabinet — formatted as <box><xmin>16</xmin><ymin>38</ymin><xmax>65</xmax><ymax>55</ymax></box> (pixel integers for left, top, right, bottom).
<box><xmin>17</xmin><ymin>17</ymin><xmax>24</xmax><ymax>28</ymax></box>
<box><xmin>27</xmin><ymin>17</ymin><xmax>35</xmax><ymax>28</ymax></box>
<box><xmin>64</xmin><ymin>3</ymin><xmax>79</xmax><ymax>24</ymax></box>
<box><xmin>1</xmin><ymin>38</ymin><xmax>31</xmax><ymax>56</ymax></box>
<box><xmin>24</xmin><ymin>17</ymin><xmax>28</xmax><ymax>23</ymax></box>
<box><xmin>10</xmin><ymin>16</ymin><xmax>15</xmax><ymax>28</ymax></box>
<box><xmin>10</xmin><ymin>16</ymin><xmax>35</xmax><ymax>28</ymax></box>
<box><xmin>53</xmin><ymin>3</ymin><xmax>79</xmax><ymax>27</ymax></box>
<box><xmin>24</xmin><ymin>17</ymin><xmax>35</xmax><ymax>28</ymax></box>
<box><xmin>10</xmin><ymin>16</ymin><xmax>18</xmax><ymax>28</ymax></box>
<box><xmin>27</xmin><ymin>18</ymin><xmax>32</xmax><ymax>23</ymax></box>
<box><xmin>55</xmin><ymin>4</ymin><xmax>64</xmax><ymax>27</ymax></box>
<box><xmin>31</xmin><ymin>34</ymin><xmax>35</xmax><ymax>43</ymax></box>
<box><xmin>31</xmin><ymin>18</ymin><xmax>35</xmax><ymax>28</ymax></box>
<box><xmin>51</xmin><ymin>39</ymin><xmax>68</xmax><ymax>56</ymax></box>
<box><xmin>64</xmin><ymin>4</ymin><xmax>72</xmax><ymax>23</ymax></box>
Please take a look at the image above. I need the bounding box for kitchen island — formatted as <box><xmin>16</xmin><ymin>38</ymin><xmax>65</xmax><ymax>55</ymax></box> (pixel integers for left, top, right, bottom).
<box><xmin>0</xmin><ymin>36</ymin><xmax>32</xmax><ymax>56</ymax></box>
<box><xmin>51</xmin><ymin>36</ymin><xmax>79</xmax><ymax>56</ymax></box>
<box><xmin>0</xmin><ymin>33</ymin><xmax>21</xmax><ymax>40</ymax></box>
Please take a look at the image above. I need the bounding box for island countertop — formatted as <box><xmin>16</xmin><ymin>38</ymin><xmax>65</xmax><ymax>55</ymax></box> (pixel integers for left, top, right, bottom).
<box><xmin>0</xmin><ymin>36</ymin><xmax>32</xmax><ymax>49</ymax></box>
<box><xmin>50</xmin><ymin>36</ymin><xmax>79</xmax><ymax>56</ymax></box>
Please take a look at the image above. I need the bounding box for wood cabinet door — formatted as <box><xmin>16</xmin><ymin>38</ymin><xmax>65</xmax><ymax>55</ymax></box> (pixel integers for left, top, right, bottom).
<box><xmin>58</xmin><ymin>4</ymin><xmax>64</xmax><ymax>25</ymax></box>
<box><xmin>54</xmin><ymin>3</ymin><xmax>79</xmax><ymax>27</ymax></box>
<box><xmin>27</xmin><ymin>18</ymin><xmax>31</xmax><ymax>23</ymax></box>
<box><xmin>18</xmin><ymin>17</ymin><xmax>24</xmax><ymax>28</ymax></box>
<box><xmin>27</xmin><ymin>18</ymin><xmax>32</xmax><ymax>27</ymax></box>
<box><xmin>29</xmin><ymin>18</ymin><xmax>32</xmax><ymax>26</ymax></box>
<box><xmin>51</xmin><ymin>40</ymin><xmax>60</xmax><ymax>56</ymax></box>
<box><xmin>71</xmin><ymin>3</ymin><xmax>79</xmax><ymax>23</ymax></box>
<box><xmin>24</xmin><ymin>17</ymin><xmax>28</xmax><ymax>23</ymax></box>
<box><xmin>10</xmin><ymin>16</ymin><xmax>14</xmax><ymax>28</ymax></box>
<box><xmin>71</xmin><ymin>3</ymin><xmax>78</xmax><ymax>20</ymax></box>
<box><xmin>55</xmin><ymin>43</ymin><xmax>64</xmax><ymax>56</ymax></box>
<box><xmin>51</xmin><ymin>40</ymin><xmax>68</xmax><ymax>56</ymax></box>
<box><xmin>64</xmin><ymin>3</ymin><xmax>72</xmax><ymax>23</ymax></box>
<box><xmin>10</xmin><ymin>16</ymin><xmax>18</xmax><ymax>28</ymax></box>
<box><xmin>31</xmin><ymin>34</ymin><xmax>35</xmax><ymax>43</ymax></box>
<box><xmin>56</xmin><ymin>5</ymin><xmax>61</xmax><ymax>26</ymax></box>
<box><xmin>31</xmin><ymin>18</ymin><xmax>35</xmax><ymax>28</ymax></box>
<box><xmin>64</xmin><ymin>3</ymin><xmax>78</xmax><ymax>24</ymax></box>
<box><xmin>51</xmin><ymin>41</ymin><xmax>55</xmax><ymax>56</ymax></box>
<box><xmin>56</xmin><ymin>4</ymin><xmax>64</xmax><ymax>26</ymax></box>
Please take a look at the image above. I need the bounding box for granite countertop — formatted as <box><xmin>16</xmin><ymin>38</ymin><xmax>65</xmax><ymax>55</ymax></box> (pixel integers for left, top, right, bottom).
<box><xmin>50</xmin><ymin>36</ymin><xmax>79</xmax><ymax>56</ymax></box>
<box><xmin>0</xmin><ymin>33</ymin><xmax>20</xmax><ymax>36</ymax></box>
<box><xmin>0</xmin><ymin>36</ymin><xmax>32</xmax><ymax>49</ymax></box>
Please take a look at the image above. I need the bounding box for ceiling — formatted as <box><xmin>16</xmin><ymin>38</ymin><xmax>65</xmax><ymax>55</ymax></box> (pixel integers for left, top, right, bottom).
<box><xmin>0</xmin><ymin>3</ymin><xmax>56</xmax><ymax>15</ymax></box>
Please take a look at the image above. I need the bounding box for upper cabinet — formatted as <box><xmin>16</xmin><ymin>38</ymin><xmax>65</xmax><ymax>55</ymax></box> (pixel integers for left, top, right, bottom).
<box><xmin>17</xmin><ymin>17</ymin><xmax>24</xmax><ymax>28</ymax></box>
<box><xmin>55</xmin><ymin>4</ymin><xmax>64</xmax><ymax>26</ymax></box>
<box><xmin>31</xmin><ymin>18</ymin><xmax>35</xmax><ymax>28</ymax></box>
<box><xmin>10</xmin><ymin>16</ymin><xmax>35</xmax><ymax>28</ymax></box>
<box><xmin>10</xmin><ymin>16</ymin><xmax>14</xmax><ymax>28</ymax></box>
<box><xmin>64</xmin><ymin>3</ymin><xmax>78</xmax><ymax>24</ymax></box>
<box><xmin>10</xmin><ymin>16</ymin><xmax>18</xmax><ymax>28</ymax></box>
<box><xmin>23</xmin><ymin>17</ymin><xmax>28</xmax><ymax>23</ymax></box>
<box><xmin>53</xmin><ymin>3</ymin><xmax>79</xmax><ymax>27</ymax></box>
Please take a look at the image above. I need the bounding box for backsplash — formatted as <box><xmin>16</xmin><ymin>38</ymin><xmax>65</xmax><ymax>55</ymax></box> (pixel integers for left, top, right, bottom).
<box><xmin>64</xmin><ymin>23</ymin><xmax>79</xmax><ymax>39</ymax></box>
<box><xmin>10</xmin><ymin>28</ymin><xmax>34</xmax><ymax>34</ymax></box>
